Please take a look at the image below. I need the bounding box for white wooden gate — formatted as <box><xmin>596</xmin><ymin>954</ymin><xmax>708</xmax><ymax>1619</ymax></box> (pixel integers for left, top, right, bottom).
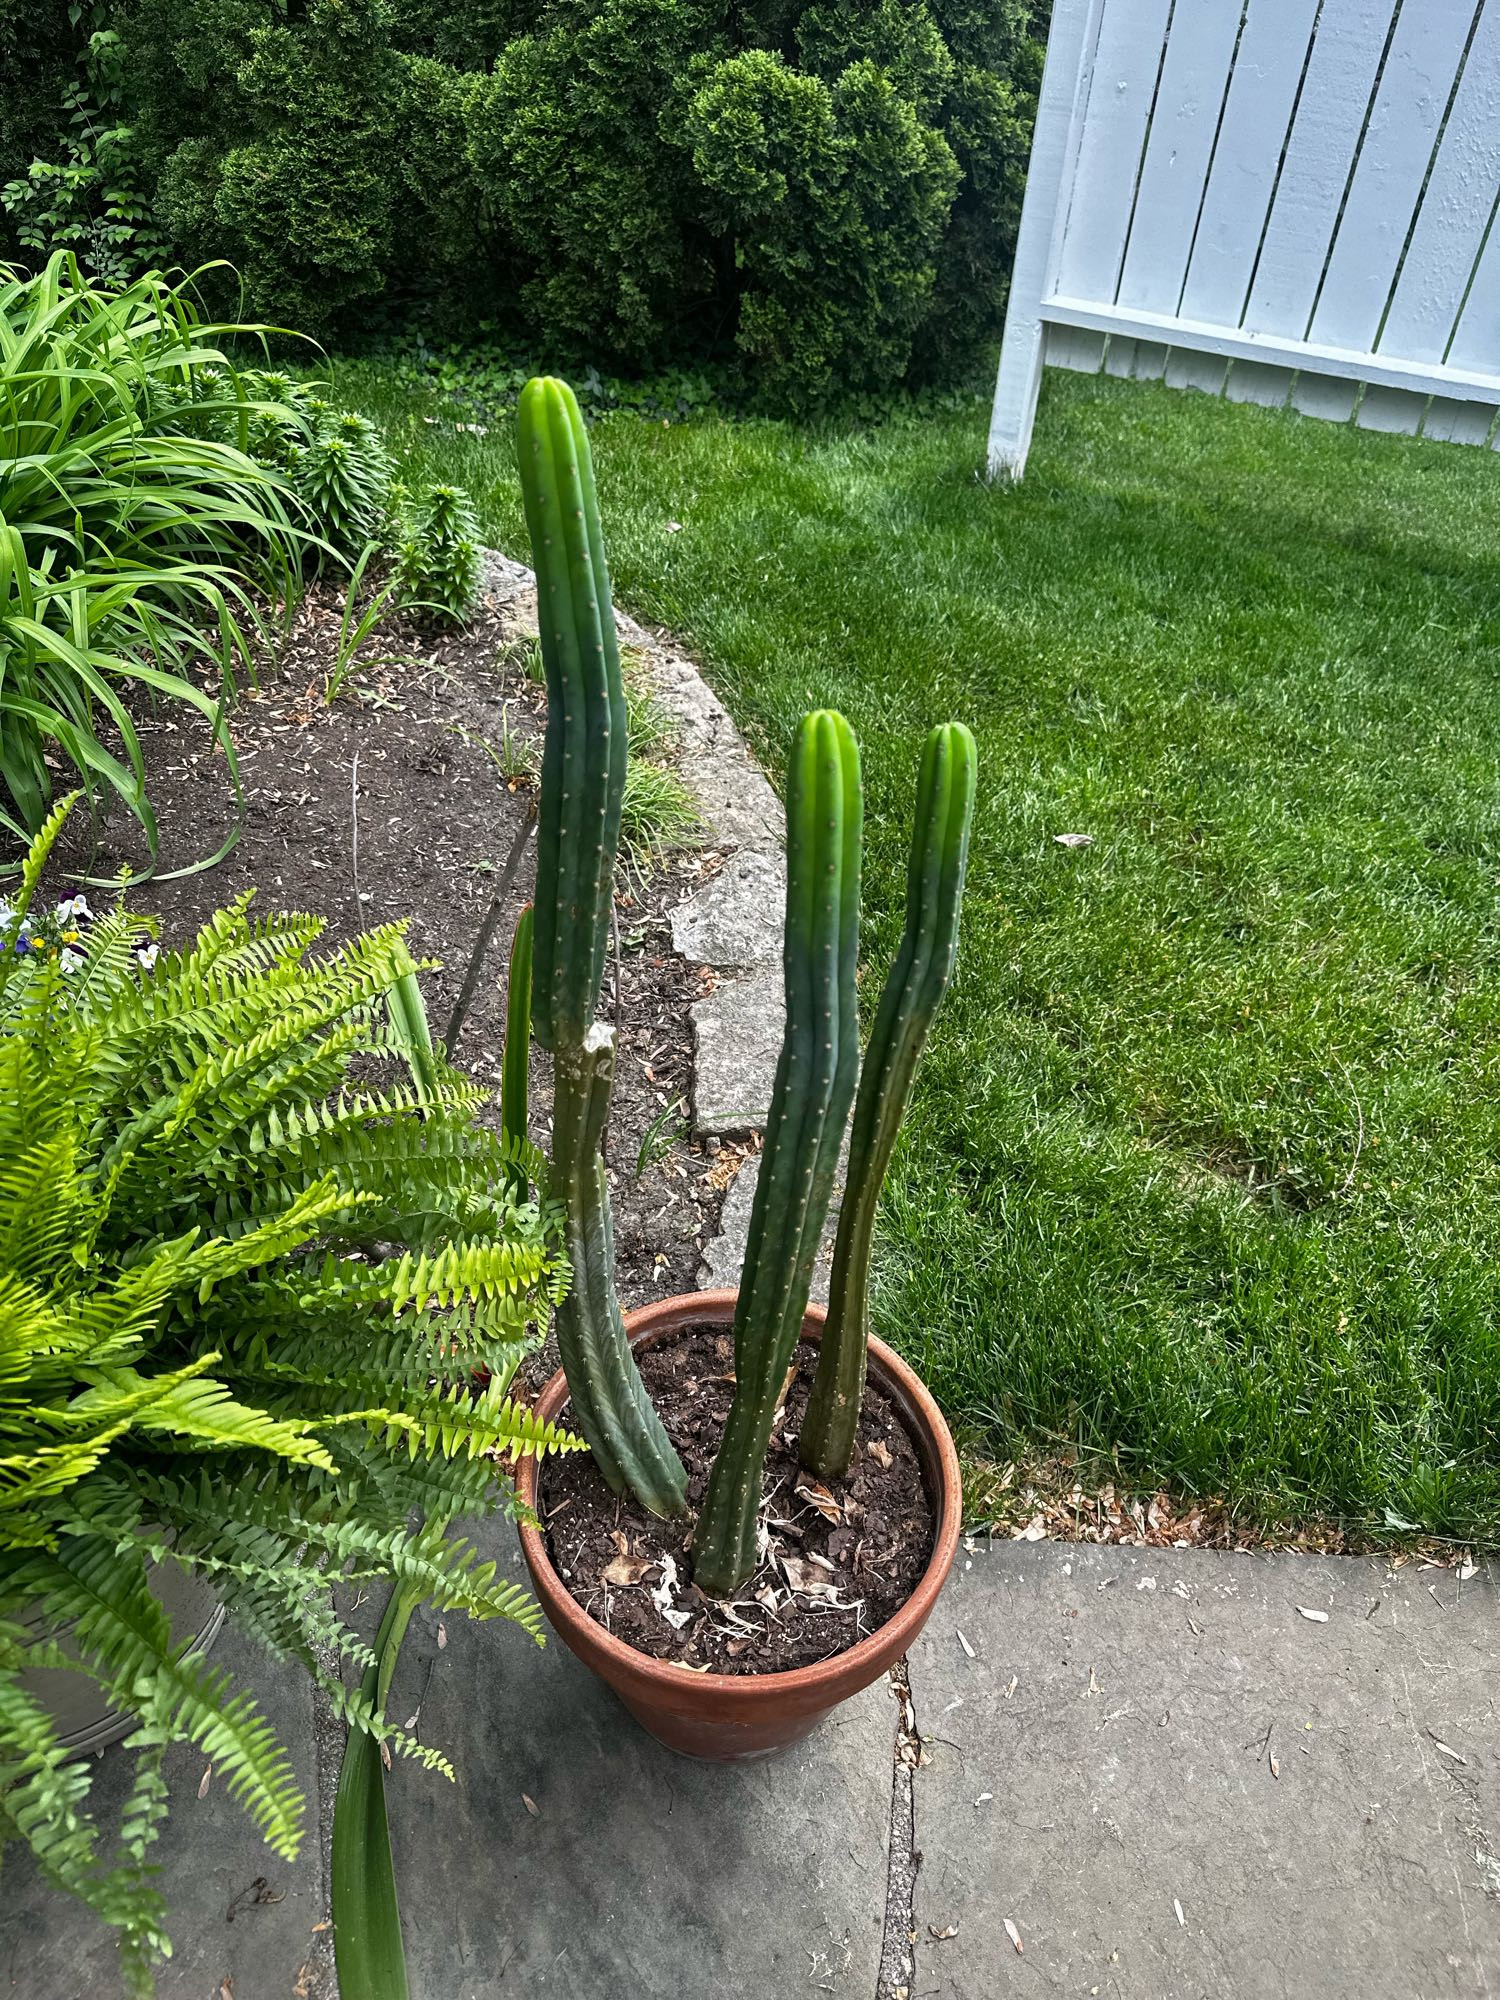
<box><xmin>989</xmin><ymin>0</ymin><xmax>1500</xmax><ymax>477</ymax></box>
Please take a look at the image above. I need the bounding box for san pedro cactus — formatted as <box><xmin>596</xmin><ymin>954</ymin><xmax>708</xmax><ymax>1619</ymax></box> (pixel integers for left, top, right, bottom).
<box><xmin>519</xmin><ymin>376</ymin><xmax>687</xmax><ymax>1517</ymax></box>
<box><xmin>801</xmin><ymin>723</ymin><xmax>977</xmax><ymax>1481</ymax></box>
<box><xmin>521</xmin><ymin>376</ymin><xmax>627</xmax><ymax>1053</ymax></box>
<box><xmin>692</xmin><ymin>710</ymin><xmax>863</xmax><ymax>1596</ymax></box>
<box><xmin>501</xmin><ymin>903</ymin><xmax>533</xmax><ymax>1202</ymax></box>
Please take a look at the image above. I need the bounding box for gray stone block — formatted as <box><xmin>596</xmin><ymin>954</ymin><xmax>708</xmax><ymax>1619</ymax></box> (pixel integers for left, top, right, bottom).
<box><xmin>382</xmin><ymin>1526</ymin><xmax>895</xmax><ymax>1997</ymax></box>
<box><xmin>478</xmin><ymin>548</ymin><xmax>534</xmax><ymax>607</ymax></box>
<box><xmin>670</xmin><ymin>850</ymin><xmax>785</xmax><ymax>969</ymax></box>
<box><xmin>640</xmin><ymin>656</ymin><xmax>784</xmax><ymax>853</ymax></box>
<box><xmin>476</xmin><ymin>549</ymin><xmax>784</xmax><ymax>857</ymax></box>
<box><xmin>906</xmin><ymin>1541</ymin><xmax>1500</xmax><ymax>2000</ymax></box>
<box><xmin>698</xmin><ymin>1152</ymin><xmax>759</xmax><ymax>1290</ymax></box>
<box><xmin>697</xmin><ymin>1153</ymin><xmax>836</xmax><ymax>1303</ymax></box>
<box><xmin>5</xmin><ymin>1623</ymin><xmax>327</xmax><ymax>2000</ymax></box>
<box><xmin>690</xmin><ymin>969</ymin><xmax>784</xmax><ymax>1135</ymax></box>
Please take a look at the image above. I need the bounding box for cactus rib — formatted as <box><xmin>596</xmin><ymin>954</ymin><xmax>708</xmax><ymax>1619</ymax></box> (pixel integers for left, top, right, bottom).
<box><xmin>501</xmin><ymin>904</ymin><xmax>534</xmax><ymax>1202</ymax></box>
<box><xmin>552</xmin><ymin>1025</ymin><xmax>688</xmax><ymax>1514</ymax></box>
<box><xmin>692</xmin><ymin>711</ymin><xmax>863</xmax><ymax>1596</ymax></box>
<box><xmin>801</xmin><ymin>723</ymin><xmax>977</xmax><ymax>1481</ymax></box>
<box><xmin>519</xmin><ymin>376</ymin><xmax>627</xmax><ymax>1052</ymax></box>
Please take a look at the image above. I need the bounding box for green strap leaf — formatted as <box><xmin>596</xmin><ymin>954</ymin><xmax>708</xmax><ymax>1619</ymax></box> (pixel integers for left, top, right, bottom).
<box><xmin>331</xmin><ymin>1583</ymin><xmax>419</xmax><ymax>2000</ymax></box>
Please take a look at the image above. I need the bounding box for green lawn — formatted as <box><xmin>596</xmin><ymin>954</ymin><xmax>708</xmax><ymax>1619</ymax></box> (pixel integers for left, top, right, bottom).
<box><xmin>337</xmin><ymin>359</ymin><xmax>1500</xmax><ymax>1541</ymax></box>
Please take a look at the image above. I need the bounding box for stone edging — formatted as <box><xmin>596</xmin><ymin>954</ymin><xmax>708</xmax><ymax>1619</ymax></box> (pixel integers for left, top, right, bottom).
<box><xmin>478</xmin><ymin>549</ymin><xmax>793</xmax><ymax>1293</ymax></box>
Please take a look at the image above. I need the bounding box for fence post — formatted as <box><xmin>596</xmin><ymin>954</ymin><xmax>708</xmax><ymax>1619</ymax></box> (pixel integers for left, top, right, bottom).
<box><xmin>986</xmin><ymin>0</ymin><xmax>1100</xmax><ymax>481</ymax></box>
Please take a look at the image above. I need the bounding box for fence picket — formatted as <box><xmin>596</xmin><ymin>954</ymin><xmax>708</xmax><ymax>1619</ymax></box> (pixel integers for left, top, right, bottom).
<box><xmin>1355</xmin><ymin>386</ymin><xmax>1430</xmax><ymax>433</ymax></box>
<box><xmin>1117</xmin><ymin>2</ymin><xmax>1248</xmax><ymax>315</ymax></box>
<box><xmin>1225</xmin><ymin>363</ymin><xmax>1295</xmax><ymax>408</ymax></box>
<box><xmin>1244</xmin><ymin>0</ymin><xmax>1400</xmax><ymax>339</ymax></box>
<box><xmin>1311</xmin><ymin>0</ymin><xmax>1477</xmax><ymax>352</ymax></box>
<box><xmin>1422</xmin><ymin>397</ymin><xmax>1497</xmax><ymax>443</ymax></box>
<box><xmin>1177</xmin><ymin>0</ymin><xmax>1322</xmax><ymax>328</ymax></box>
<box><xmin>1046</xmin><ymin>326</ymin><xmax>1110</xmax><ymax>372</ymax></box>
<box><xmin>1379</xmin><ymin>7</ymin><xmax>1500</xmax><ymax>363</ymax></box>
<box><xmin>1054</xmin><ymin>0</ymin><xmax>1175</xmax><ymax>305</ymax></box>
<box><xmin>1447</xmin><ymin>215</ymin><xmax>1500</xmax><ymax>374</ymax></box>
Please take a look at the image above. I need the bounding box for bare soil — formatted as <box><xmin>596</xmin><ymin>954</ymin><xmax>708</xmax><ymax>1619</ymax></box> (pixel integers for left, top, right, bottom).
<box><xmin>28</xmin><ymin>580</ymin><xmax>733</xmax><ymax>1306</ymax></box>
<box><xmin>538</xmin><ymin>1323</ymin><xmax>936</xmax><ymax>1675</ymax></box>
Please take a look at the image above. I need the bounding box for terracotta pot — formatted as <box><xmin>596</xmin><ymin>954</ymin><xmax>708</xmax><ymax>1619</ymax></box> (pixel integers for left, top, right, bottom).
<box><xmin>516</xmin><ymin>1288</ymin><xmax>962</xmax><ymax>1761</ymax></box>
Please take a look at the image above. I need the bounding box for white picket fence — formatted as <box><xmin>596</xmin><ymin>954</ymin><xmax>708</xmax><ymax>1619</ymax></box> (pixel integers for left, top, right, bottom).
<box><xmin>989</xmin><ymin>0</ymin><xmax>1500</xmax><ymax>477</ymax></box>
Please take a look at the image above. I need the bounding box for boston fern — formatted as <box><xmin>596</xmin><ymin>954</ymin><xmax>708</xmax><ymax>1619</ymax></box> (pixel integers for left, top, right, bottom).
<box><xmin>0</xmin><ymin>799</ymin><xmax>576</xmax><ymax>1991</ymax></box>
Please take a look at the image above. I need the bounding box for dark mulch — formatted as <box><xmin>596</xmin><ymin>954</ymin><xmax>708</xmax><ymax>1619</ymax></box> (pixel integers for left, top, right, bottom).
<box><xmin>22</xmin><ymin>580</ymin><xmax>732</xmax><ymax>1305</ymax></box>
<box><xmin>538</xmin><ymin>1323</ymin><xmax>935</xmax><ymax>1675</ymax></box>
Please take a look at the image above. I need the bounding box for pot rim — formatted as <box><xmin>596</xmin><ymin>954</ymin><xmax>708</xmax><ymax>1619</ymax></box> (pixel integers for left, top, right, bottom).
<box><xmin>516</xmin><ymin>1287</ymin><xmax>962</xmax><ymax>1700</ymax></box>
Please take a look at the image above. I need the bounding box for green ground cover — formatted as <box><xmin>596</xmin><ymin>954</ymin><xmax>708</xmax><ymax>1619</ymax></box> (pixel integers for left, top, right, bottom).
<box><xmin>337</xmin><ymin>359</ymin><xmax>1500</xmax><ymax>1541</ymax></box>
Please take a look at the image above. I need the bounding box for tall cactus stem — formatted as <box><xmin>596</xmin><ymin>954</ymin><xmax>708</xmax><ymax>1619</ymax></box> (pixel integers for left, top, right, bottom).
<box><xmin>692</xmin><ymin>711</ymin><xmax>863</xmax><ymax>1596</ymax></box>
<box><xmin>518</xmin><ymin>376</ymin><xmax>686</xmax><ymax>1516</ymax></box>
<box><xmin>801</xmin><ymin>722</ymin><xmax>977</xmax><ymax>1481</ymax></box>
<box><xmin>501</xmin><ymin>903</ymin><xmax>533</xmax><ymax>1202</ymax></box>
<box><xmin>552</xmin><ymin>1026</ymin><xmax>688</xmax><ymax>1515</ymax></box>
<box><xmin>519</xmin><ymin>376</ymin><xmax>627</xmax><ymax>1052</ymax></box>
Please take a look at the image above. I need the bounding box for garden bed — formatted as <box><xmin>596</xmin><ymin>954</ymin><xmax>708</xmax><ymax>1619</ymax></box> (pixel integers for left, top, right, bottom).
<box><xmin>34</xmin><ymin>568</ymin><xmax>739</xmax><ymax>1310</ymax></box>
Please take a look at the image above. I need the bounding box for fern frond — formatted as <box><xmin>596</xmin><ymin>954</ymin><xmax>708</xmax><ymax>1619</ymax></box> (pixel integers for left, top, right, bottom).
<box><xmin>18</xmin><ymin>1539</ymin><xmax>306</xmax><ymax>1859</ymax></box>
<box><xmin>344</xmin><ymin>1379</ymin><xmax>585</xmax><ymax>1465</ymax></box>
<box><xmin>2</xmin><ymin>791</ymin><xmax>81</xmax><ymax>938</ymax></box>
<box><xmin>76</xmin><ymin>1369</ymin><xmax>337</xmax><ymax>1470</ymax></box>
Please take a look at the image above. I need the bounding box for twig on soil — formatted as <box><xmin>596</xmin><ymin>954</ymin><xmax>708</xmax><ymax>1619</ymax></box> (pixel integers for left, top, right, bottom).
<box><xmin>349</xmin><ymin>749</ymin><xmax>361</xmax><ymax>914</ymax></box>
<box><xmin>443</xmin><ymin>808</ymin><xmax>536</xmax><ymax>1057</ymax></box>
<box><xmin>604</xmin><ymin>898</ymin><xmax>624</xmax><ymax>1165</ymax></box>
<box><xmin>611</xmin><ymin>899</ymin><xmax>624</xmax><ymax>1043</ymax></box>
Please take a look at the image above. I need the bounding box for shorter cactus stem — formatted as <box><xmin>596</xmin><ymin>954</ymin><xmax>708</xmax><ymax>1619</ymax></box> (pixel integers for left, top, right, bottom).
<box><xmin>501</xmin><ymin>903</ymin><xmax>533</xmax><ymax>1201</ymax></box>
<box><xmin>551</xmin><ymin>1025</ymin><xmax>688</xmax><ymax>1517</ymax></box>
<box><xmin>801</xmin><ymin>723</ymin><xmax>976</xmax><ymax>1482</ymax></box>
<box><xmin>692</xmin><ymin>711</ymin><xmax>863</xmax><ymax>1597</ymax></box>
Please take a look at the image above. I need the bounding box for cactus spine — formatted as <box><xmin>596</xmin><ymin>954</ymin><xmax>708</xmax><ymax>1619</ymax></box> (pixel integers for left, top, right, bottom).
<box><xmin>692</xmin><ymin>710</ymin><xmax>863</xmax><ymax>1596</ymax></box>
<box><xmin>501</xmin><ymin>903</ymin><xmax>533</xmax><ymax>1201</ymax></box>
<box><xmin>519</xmin><ymin>376</ymin><xmax>687</xmax><ymax>1517</ymax></box>
<box><xmin>801</xmin><ymin>723</ymin><xmax>977</xmax><ymax>1481</ymax></box>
